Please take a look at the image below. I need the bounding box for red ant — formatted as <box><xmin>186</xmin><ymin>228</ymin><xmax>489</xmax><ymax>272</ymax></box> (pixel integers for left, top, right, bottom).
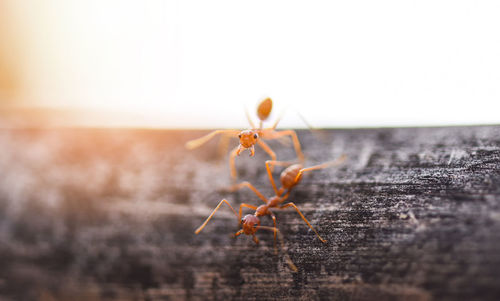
<box><xmin>194</xmin><ymin>155</ymin><xmax>346</xmax><ymax>247</ymax></box>
<box><xmin>185</xmin><ymin>97</ymin><xmax>305</xmax><ymax>179</ymax></box>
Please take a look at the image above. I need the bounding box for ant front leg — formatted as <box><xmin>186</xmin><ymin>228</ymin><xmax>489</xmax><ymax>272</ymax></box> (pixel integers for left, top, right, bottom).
<box><xmin>253</xmin><ymin>235</ymin><xmax>260</xmax><ymax>244</ymax></box>
<box><xmin>256</xmin><ymin>140</ymin><xmax>276</xmax><ymax>163</ymax></box>
<box><xmin>229</xmin><ymin>145</ymin><xmax>241</xmax><ymax>180</ymax></box>
<box><xmin>185</xmin><ymin>130</ymin><xmax>240</xmax><ymax>150</ymax></box>
<box><xmin>228</xmin><ymin>144</ymin><xmax>254</xmax><ymax>181</ymax></box>
<box><xmin>195</xmin><ymin>199</ymin><xmax>238</xmax><ymax>234</ymax></box>
<box><xmin>265</xmin><ymin>160</ymin><xmax>294</xmax><ymax>196</ymax></box>
<box><xmin>228</xmin><ymin>182</ymin><xmax>268</xmax><ymax>204</ymax></box>
<box><xmin>265</xmin><ymin>130</ymin><xmax>305</xmax><ymax>163</ymax></box>
<box><xmin>257</xmin><ymin>225</ymin><xmax>282</xmax><ymax>255</ymax></box>
<box><xmin>280</xmin><ymin>202</ymin><xmax>326</xmax><ymax>243</ymax></box>
<box><xmin>270</xmin><ymin>213</ymin><xmax>278</xmax><ymax>250</ymax></box>
<box><xmin>216</xmin><ymin>133</ymin><xmax>232</xmax><ymax>158</ymax></box>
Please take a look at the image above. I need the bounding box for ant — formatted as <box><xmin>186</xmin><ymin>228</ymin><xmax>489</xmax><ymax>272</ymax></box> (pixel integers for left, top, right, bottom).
<box><xmin>194</xmin><ymin>155</ymin><xmax>346</xmax><ymax>247</ymax></box>
<box><xmin>185</xmin><ymin>97</ymin><xmax>305</xmax><ymax>180</ymax></box>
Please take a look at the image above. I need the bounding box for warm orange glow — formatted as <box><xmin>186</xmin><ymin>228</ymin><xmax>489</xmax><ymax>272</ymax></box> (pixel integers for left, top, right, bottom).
<box><xmin>0</xmin><ymin>2</ymin><xmax>23</xmax><ymax>104</ymax></box>
<box><xmin>0</xmin><ymin>0</ymin><xmax>181</xmax><ymax>127</ymax></box>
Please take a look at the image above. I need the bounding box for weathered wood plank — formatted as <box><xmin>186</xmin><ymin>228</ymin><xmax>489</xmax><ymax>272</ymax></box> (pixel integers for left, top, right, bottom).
<box><xmin>0</xmin><ymin>126</ymin><xmax>499</xmax><ymax>300</ymax></box>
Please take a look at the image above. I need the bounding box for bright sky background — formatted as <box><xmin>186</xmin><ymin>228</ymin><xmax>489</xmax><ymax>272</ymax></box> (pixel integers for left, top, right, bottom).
<box><xmin>2</xmin><ymin>0</ymin><xmax>500</xmax><ymax>128</ymax></box>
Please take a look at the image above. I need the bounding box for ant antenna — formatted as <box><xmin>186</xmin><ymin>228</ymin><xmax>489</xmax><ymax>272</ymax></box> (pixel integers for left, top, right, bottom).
<box><xmin>293</xmin><ymin>154</ymin><xmax>347</xmax><ymax>183</ymax></box>
<box><xmin>194</xmin><ymin>199</ymin><xmax>238</xmax><ymax>234</ymax></box>
<box><xmin>244</xmin><ymin>105</ymin><xmax>257</xmax><ymax>129</ymax></box>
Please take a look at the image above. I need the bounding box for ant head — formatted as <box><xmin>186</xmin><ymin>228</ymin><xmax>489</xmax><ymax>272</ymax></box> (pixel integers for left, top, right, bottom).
<box><xmin>238</xmin><ymin>130</ymin><xmax>259</xmax><ymax>148</ymax></box>
<box><xmin>241</xmin><ymin>214</ymin><xmax>260</xmax><ymax>235</ymax></box>
<box><xmin>257</xmin><ymin>97</ymin><xmax>273</xmax><ymax>121</ymax></box>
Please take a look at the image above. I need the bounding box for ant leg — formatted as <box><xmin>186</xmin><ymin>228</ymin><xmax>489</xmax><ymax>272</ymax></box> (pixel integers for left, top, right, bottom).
<box><xmin>216</xmin><ymin>133</ymin><xmax>232</xmax><ymax>158</ymax></box>
<box><xmin>264</xmin><ymin>109</ymin><xmax>292</xmax><ymax>147</ymax></box>
<box><xmin>280</xmin><ymin>202</ymin><xmax>326</xmax><ymax>243</ymax></box>
<box><xmin>186</xmin><ymin>130</ymin><xmax>240</xmax><ymax>150</ymax></box>
<box><xmin>253</xmin><ymin>235</ymin><xmax>260</xmax><ymax>244</ymax></box>
<box><xmin>257</xmin><ymin>225</ymin><xmax>281</xmax><ymax>254</ymax></box>
<box><xmin>228</xmin><ymin>182</ymin><xmax>268</xmax><ymax>204</ymax></box>
<box><xmin>271</xmin><ymin>109</ymin><xmax>287</xmax><ymax>130</ymax></box>
<box><xmin>292</xmin><ymin>154</ymin><xmax>347</xmax><ymax>184</ymax></box>
<box><xmin>229</xmin><ymin>145</ymin><xmax>241</xmax><ymax>180</ymax></box>
<box><xmin>297</xmin><ymin>112</ymin><xmax>330</xmax><ymax>142</ymax></box>
<box><xmin>234</xmin><ymin>229</ymin><xmax>244</xmax><ymax>237</ymax></box>
<box><xmin>264</xmin><ymin>130</ymin><xmax>305</xmax><ymax>163</ymax></box>
<box><xmin>256</xmin><ymin>140</ymin><xmax>277</xmax><ymax>173</ymax></box>
<box><xmin>265</xmin><ymin>160</ymin><xmax>279</xmax><ymax>195</ymax></box>
<box><xmin>238</xmin><ymin>203</ymin><xmax>258</xmax><ymax>222</ymax></box>
<box><xmin>258</xmin><ymin>225</ymin><xmax>298</xmax><ymax>271</ymax></box>
<box><xmin>195</xmin><ymin>199</ymin><xmax>238</xmax><ymax>234</ymax></box>
<box><xmin>257</xmin><ymin>139</ymin><xmax>276</xmax><ymax>161</ymax></box>
<box><xmin>270</xmin><ymin>213</ymin><xmax>278</xmax><ymax>251</ymax></box>
<box><xmin>265</xmin><ymin>160</ymin><xmax>294</xmax><ymax>196</ymax></box>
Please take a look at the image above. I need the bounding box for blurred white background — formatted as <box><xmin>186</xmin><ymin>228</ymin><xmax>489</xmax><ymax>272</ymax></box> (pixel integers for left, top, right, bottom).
<box><xmin>1</xmin><ymin>0</ymin><xmax>499</xmax><ymax>128</ymax></box>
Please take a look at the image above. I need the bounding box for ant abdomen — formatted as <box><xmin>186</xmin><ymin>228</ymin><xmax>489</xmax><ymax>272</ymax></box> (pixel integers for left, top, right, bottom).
<box><xmin>257</xmin><ymin>97</ymin><xmax>272</xmax><ymax>121</ymax></box>
<box><xmin>280</xmin><ymin>164</ymin><xmax>304</xmax><ymax>189</ymax></box>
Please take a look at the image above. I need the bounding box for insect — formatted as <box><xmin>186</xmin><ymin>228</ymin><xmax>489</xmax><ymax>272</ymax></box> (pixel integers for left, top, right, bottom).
<box><xmin>194</xmin><ymin>155</ymin><xmax>346</xmax><ymax>246</ymax></box>
<box><xmin>185</xmin><ymin>97</ymin><xmax>305</xmax><ymax>180</ymax></box>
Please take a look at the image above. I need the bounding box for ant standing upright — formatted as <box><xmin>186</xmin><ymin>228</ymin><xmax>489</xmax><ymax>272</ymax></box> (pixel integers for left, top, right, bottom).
<box><xmin>185</xmin><ymin>98</ymin><xmax>305</xmax><ymax>180</ymax></box>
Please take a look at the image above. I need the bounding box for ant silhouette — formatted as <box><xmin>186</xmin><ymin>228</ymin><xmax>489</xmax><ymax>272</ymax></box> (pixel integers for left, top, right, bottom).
<box><xmin>185</xmin><ymin>97</ymin><xmax>305</xmax><ymax>180</ymax></box>
<box><xmin>194</xmin><ymin>155</ymin><xmax>346</xmax><ymax>247</ymax></box>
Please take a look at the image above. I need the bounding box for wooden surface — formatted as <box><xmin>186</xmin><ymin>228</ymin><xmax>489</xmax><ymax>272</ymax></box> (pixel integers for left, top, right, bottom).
<box><xmin>0</xmin><ymin>126</ymin><xmax>500</xmax><ymax>300</ymax></box>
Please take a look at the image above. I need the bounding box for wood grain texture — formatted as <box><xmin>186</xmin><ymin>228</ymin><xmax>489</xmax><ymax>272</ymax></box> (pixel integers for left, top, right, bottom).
<box><xmin>0</xmin><ymin>126</ymin><xmax>499</xmax><ymax>300</ymax></box>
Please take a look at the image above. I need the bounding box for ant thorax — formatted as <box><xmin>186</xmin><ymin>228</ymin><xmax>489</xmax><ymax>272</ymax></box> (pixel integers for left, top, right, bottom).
<box><xmin>255</xmin><ymin>205</ymin><xmax>270</xmax><ymax>217</ymax></box>
<box><xmin>267</xmin><ymin>196</ymin><xmax>282</xmax><ymax>208</ymax></box>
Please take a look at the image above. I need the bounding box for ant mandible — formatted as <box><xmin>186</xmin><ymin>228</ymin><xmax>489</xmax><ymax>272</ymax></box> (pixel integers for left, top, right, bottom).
<box><xmin>194</xmin><ymin>155</ymin><xmax>346</xmax><ymax>247</ymax></box>
<box><xmin>185</xmin><ymin>97</ymin><xmax>305</xmax><ymax>180</ymax></box>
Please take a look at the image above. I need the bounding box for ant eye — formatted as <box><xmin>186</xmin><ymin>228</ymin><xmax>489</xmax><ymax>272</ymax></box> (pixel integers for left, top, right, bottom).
<box><xmin>253</xmin><ymin>134</ymin><xmax>258</xmax><ymax>139</ymax></box>
<box><xmin>238</xmin><ymin>134</ymin><xmax>242</xmax><ymax>138</ymax></box>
